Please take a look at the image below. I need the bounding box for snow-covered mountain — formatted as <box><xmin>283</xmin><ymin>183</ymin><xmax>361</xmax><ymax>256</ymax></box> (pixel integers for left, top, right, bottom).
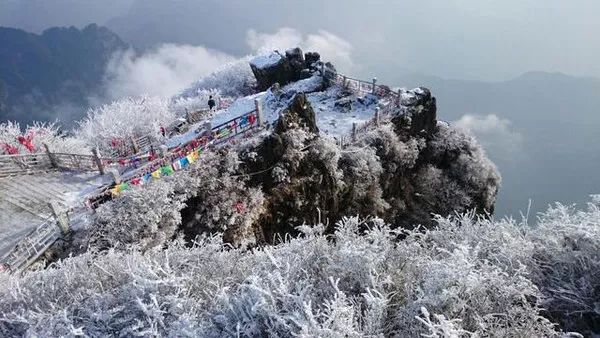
<box><xmin>0</xmin><ymin>48</ymin><xmax>597</xmax><ymax>337</ymax></box>
<box><xmin>0</xmin><ymin>24</ymin><xmax>128</xmax><ymax>126</ymax></box>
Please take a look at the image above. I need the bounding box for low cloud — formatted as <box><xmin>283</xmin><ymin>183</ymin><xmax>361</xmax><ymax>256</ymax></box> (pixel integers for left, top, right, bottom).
<box><xmin>103</xmin><ymin>44</ymin><xmax>236</xmax><ymax>99</ymax></box>
<box><xmin>454</xmin><ymin>114</ymin><xmax>523</xmax><ymax>161</ymax></box>
<box><xmin>100</xmin><ymin>28</ymin><xmax>355</xmax><ymax>102</ymax></box>
<box><xmin>246</xmin><ymin>27</ymin><xmax>354</xmax><ymax>71</ymax></box>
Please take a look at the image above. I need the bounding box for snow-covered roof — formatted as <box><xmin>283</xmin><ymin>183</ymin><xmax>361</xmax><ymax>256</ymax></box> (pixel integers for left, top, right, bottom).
<box><xmin>250</xmin><ymin>52</ymin><xmax>283</xmax><ymax>69</ymax></box>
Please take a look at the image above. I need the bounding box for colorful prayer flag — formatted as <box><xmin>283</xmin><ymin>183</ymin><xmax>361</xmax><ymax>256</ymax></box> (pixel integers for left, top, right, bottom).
<box><xmin>180</xmin><ymin>157</ymin><xmax>190</xmax><ymax>168</ymax></box>
<box><xmin>161</xmin><ymin>165</ymin><xmax>174</xmax><ymax>176</ymax></box>
<box><xmin>172</xmin><ymin>160</ymin><xmax>182</xmax><ymax>171</ymax></box>
<box><xmin>110</xmin><ymin>186</ymin><xmax>120</xmax><ymax>196</ymax></box>
<box><xmin>186</xmin><ymin>154</ymin><xmax>195</xmax><ymax>164</ymax></box>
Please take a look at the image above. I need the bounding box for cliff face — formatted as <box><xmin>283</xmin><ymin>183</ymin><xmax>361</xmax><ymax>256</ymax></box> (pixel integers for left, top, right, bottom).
<box><xmin>234</xmin><ymin>90</ymin><xmax>499</xmax><ymax>243</ymax></box>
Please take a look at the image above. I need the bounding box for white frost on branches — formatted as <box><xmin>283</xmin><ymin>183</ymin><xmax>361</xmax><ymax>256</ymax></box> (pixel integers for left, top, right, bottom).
<box><xmin>0</xmin><ymin>121</ymin><xmax>88</xmax><ymax>155</ymax></box>
<box><xmin>76</xmin><ymin>96</ymin><xmax>174</xmax><ymax>152</ymax></box>
<box><xmin>4</xmin><ymin>196</ymin><xmax>600</xmax><ymax>336</ymax></box>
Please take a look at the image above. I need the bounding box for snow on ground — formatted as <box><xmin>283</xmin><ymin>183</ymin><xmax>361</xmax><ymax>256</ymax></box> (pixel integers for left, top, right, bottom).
<box><xmin>284</xmin><ymin>75</ymin><xmax>324</xmax><ymax>93</ymax></box>
<box><xmin>165</xmin><ymin>92</ymin><xmax>268</xmax><ymax>149</ymax></box>
<box><xmin>308</xmin><ymin>86</ymin><xmax>380</xmax><ymax>138</ymax></box>
<box><xmin>249</xmin><ymin>51</ymin><xmax>283</xmax><ymax>69</ymax></box>
<box><xmin>167</xmin><ymin>74</ymin><xmax>383</xmax><ymax>147</ymax></box>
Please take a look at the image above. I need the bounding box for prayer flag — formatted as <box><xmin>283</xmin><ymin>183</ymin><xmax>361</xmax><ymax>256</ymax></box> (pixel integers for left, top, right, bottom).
<box><xmin>186</xmin><ymin>154</ymin><xmax>196</xmax><ymax>164</ymax></box>
<box><xmin>110</xmin><ymin>186</ymin><xmax>120</xmax><ymax>196</ymax></box>
<box><xmin>172</xmin><ymin>160</ymin><xmax>182</xmax><ymax>171</ymax></box>
<box><xmin>117</xmin><ymin>182</ymin><xmax>129</xmax><ymax>192</ymax></box>
<box><xmin>180</xmin><ymin>157</ymin><xmax>190</xmax><ymax>168</ymax></box>
<box><xmin>161</xmin><ymin>165</ymin><xmax>174</xmax><ymax>176</ymax></box>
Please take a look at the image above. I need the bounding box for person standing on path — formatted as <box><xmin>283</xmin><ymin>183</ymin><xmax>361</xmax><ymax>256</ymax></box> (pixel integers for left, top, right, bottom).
<box><xmin>208</xmin><ymin>95</ymin><xmax>216</xmax><ymax>111</ymax></box>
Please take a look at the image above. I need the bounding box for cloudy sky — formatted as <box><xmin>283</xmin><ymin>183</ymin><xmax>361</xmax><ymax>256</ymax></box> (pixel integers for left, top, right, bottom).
<box><xmin>2</xmin><ymin>0</ymin><xmax>599</xmax><ymax>81</ymax></box>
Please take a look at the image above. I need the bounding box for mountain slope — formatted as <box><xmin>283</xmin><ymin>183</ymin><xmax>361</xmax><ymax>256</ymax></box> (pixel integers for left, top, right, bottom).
<box><xmin>0</xmin><ymin>24</ymin><xmax>128</xmax><ymax>126</ymax></box>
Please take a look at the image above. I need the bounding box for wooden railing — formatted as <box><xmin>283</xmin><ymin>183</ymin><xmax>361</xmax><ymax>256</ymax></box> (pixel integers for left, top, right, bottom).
<box><xmin>87</xmin><ymin>108</ymin><xmax>262</xmax><ymax>210</ymax></box>
<box><xmin>107</xmin><ymin>133</ymin><xmax>159</xmax><ymax>159</ymax></box>
<box><xmin>0</xmin><ymin>153</ymin><xmax>54</xmax><ymax>177</ymax></box>
<box><xmin>0</xmin><ymin>217</ymin><xmax>62</xmax><ymax>273</ymax></box>
<box><xmin>328</xmin><ymin>73</ymin><xmax>400</xmax><ymax>100</ymax></box>
<box><xmin>54</xmin><ymin>153</ymin><xmax>99</xmax><ymax>172</ymax></box>
<box><xmin>324</xmin><ymin>71</ymin><xmax>408</xmax><ymax>148</ymax></box>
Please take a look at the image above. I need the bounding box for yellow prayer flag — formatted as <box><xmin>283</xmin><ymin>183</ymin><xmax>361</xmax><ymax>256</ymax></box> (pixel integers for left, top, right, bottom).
<box><xmin>110</xmin><ymin>187</ymin><xmax>120</xmax><ymax>196</ymax></box>
<box><xmin>186</xmin><ymin>154</ymin><xmax>195</xmax><ymax>163</ymax></box>
<box><xmin>152</xmin><ymin>170</ymin><xmax>161</xmax><ymax>178</ymax></box>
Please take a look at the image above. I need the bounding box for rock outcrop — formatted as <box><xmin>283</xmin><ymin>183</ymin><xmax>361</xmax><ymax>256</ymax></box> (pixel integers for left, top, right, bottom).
<box><xmin>249</xmin><ymin>47</ymin><xmax>326</xmax><ymax>91</ymax></box>
<box><xmin>392</xmin><ymin>87</ymin><xmax>437</xmax><ymax>137</ymax></box>
<box><xmin>233</xmin><ymin>88</ymin><xmax>499</xmax><ymax>243</ymax></box>
<box><xmin>81</xmin><ymin>51</ymin><xmax>500</xmax><ymax>251</ymax></box>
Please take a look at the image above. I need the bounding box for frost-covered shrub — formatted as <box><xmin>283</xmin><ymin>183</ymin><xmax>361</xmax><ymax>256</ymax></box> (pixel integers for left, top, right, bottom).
<box><xmin>7</xmin><ymin>204</ymin><xmax>598</xmax><ymax>336</ymax></box>
<box><xmin>527</xmin><ymin>198</ymin><xmax>600</xmax><ymax>335</ymax></box>
<box><xmin>390</xmin><ymin>225</ymin><xmax>557</xmax><ymax>337</ymax></box>
<box><xmin>77</xmin><ymin>96</ymin><xmax>175</xmax><ymax>153</ymax></box>
<box><xmin>90</xmin><ymin>179</ymin><xmax>191</xmax><ymax>251</ymax></box>
<box><xmin>356</xmin><ymin>123</ymin><xmax>423</xmax><ymax>172</ymax></box>
<box><xmin>169</xmin><ymin>92</ymin><xmax>218</xmax><ymax>117</ymax></box>
<box><xmin>0</xmin><ymin>121</ymin><xmax>88</xmax><ymax>155</ymax></box>
<box><xmin>279</xmin><ymin>128</ymin><xmax>314</xmax><ymax>174</ymax></box>
<box><xmin>181</xmin><ymin>150</ymin><xmax>265</xmax><ymax>247</ymax></box>
<box><xmin>180</xmin><ymin>57</ymin><xmax>256</xmax><ymax>98</ymax></box>
<box><xmin>88</xmin><ymin>149</ymin><xmax>265</xmax><ymax>250</ymax></box>
<box><xmin>339</xmin><ymin>145</ymin><xmax>389</xmax><ymax>215</ymax></box>
<box><xmin>414</xmin><ymin>164</ymin><xmax>473</xmax><ymax>214</ymax></box>
<box><xmin>427</xmin><ymin>122</ymin><xmax>500</xmax><ymax>212</ymax></box>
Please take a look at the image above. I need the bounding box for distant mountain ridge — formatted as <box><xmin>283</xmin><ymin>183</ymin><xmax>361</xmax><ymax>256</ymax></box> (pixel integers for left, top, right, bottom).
<box><xmin>0</xmin><ymin>24</ymin><xmax>128</xmax><ymax>126</ymax></box>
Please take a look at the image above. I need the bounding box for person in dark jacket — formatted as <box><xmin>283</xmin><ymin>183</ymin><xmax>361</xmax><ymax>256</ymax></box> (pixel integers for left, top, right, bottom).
<box><xmin>208</xmin><ymin>95</ymin><xmax>216</xmax><ymax>110</ymax></box>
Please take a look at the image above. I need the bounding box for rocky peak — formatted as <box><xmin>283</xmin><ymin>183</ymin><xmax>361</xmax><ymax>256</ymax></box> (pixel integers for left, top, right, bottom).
<box><xmin>274</xmin><ymin>93</ymin><xmax>319</xmax><ymax>134</ymax></box>
<box><xmin>392</xmin><ymin>87</ymin><xmax>437</xmax><ymax>138</ymax></box>
<box><xmin>249</xmin><ymin>47</ymin><xmax>327</xmax><ymax>91</ymax></box>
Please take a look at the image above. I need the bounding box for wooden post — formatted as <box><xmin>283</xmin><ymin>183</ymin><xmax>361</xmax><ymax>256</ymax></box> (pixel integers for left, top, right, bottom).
<box><xmin>158</xmin><ymin>145</ymin><xmax>168</xmax><ymax>158</ymax></box>
<box><xmin>91</xmin><ymin>148</ymin><xmax>105</xmax><ymax>175</ymax></box>
<box><xmin>108</xmin><ymin>168</ymin><xmax>121</xmax><ymax>185</ymax></box>
<box><xmin>255</xmin><ymin>99</ymin><xmax>264</xmax><ymax>127</ymax></box>
<box><xmin>343</xmin><ymin>76</ymin><xmax>347</xmax><ymax>88</ymax></box>
<box><xmin>43</xmin><ymin>143</ymin><xmax>58</xmax><ymax>168</ymax></box>
<box><xmin>130</xmin><ymin>136</ymin><xmax>140</xmax><ymax>154</ymax></box>
<box><xmin>352</xmin><ymin>122</ymin><xmax>357</xmax><ymax>142</ymax></box>
<box><xmin>49</xmin><ymin>202</ymin><xmax>70</xmax><ymax>235</ymax></box>
<box><xmin>397</xmin><ymin>89</ymin><xmax>402</xmax><ymax>106</ymax></box>
<box><xmin>320</xmin><ymin>62</ymin><xmax>325</xmax><ymax>76</ymax></box>
<box><xmin>375</xmin><ymin>107</ymin><xmax>380</xmax><ymax>126</ymax></box>
<box><xmin>372</xmin><ymin>77</ymin><xmax>378</xmax><ymax>94</ymax></box>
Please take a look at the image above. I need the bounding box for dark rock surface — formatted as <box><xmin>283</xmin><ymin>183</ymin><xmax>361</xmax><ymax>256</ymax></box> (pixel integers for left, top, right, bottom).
<box><xmin>235</xmin><ymin>89</ymin><xmax>499</xmax><ymax>243</ymax></box>
<box><xmin>249</xmin><ymin>47</ymin><xmax>324</xmax><ymax>91</ymax></box>
<box><xmin>392</xmin><ymin>87</ymin><xmax>437</xmax><ymax>138</ymax></box>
